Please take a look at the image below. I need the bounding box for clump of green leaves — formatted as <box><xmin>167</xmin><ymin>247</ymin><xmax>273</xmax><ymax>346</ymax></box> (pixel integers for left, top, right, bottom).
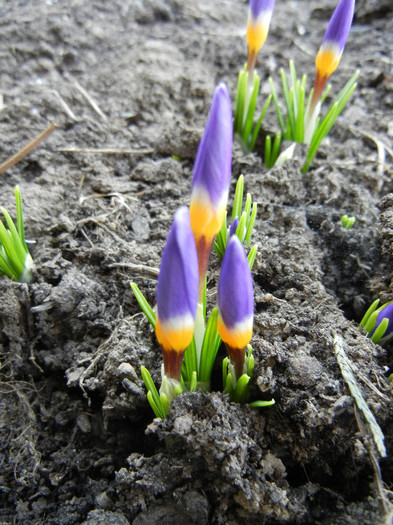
<box><xmin>0</xmin><ymin>186</ymin><xmax>34</xmax><ymax>283</ymax></box>
<box><xmin>214</xmin><ymin>175</ymin><xmax>257</xmax><ymax>268</ymax></box>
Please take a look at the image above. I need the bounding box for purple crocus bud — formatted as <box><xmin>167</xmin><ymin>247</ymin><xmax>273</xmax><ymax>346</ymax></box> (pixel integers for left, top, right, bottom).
<box><xmin>190</xmin><ymin>82</ymin><xmax>233</xmax><ymax>298</ymax></box>
<box><xmin>217</xmin><ymin>236</ymin><xmax>254</xmax><ymax>378</ymax></box>
<box><xmin>246</xmin><ymin>0</ymin><xmax>276</xmax><ymax>72</ymax></box>
<box><xmin>312</xmin><ymin>0</ymin><xmax>355</xmax><ymax>103</ymax></box>
<box><xmin>156</xmin><ymin>206</ymin><xmax>199</xmax><ymax>380</ymax></box>
<box><xmin>229</xmin><ymin>217</ymin><xmax>240</xmax><ymax>238</ymax></box>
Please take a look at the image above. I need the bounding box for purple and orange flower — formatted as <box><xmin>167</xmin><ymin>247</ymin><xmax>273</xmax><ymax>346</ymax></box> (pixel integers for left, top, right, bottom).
<box><xmin>190</xmin><ymin>82</ymin><xmax>233</xmax><ymax>299</ymax></box>
<box><xmin>155</xmin><ymin>206</ymin><xmax>199</xmax><ymax>381</ymax></box>
<box><xmin>246</xmin><ymin>0</ymin><xmax>275</xmax><ymax>73</ymax></box>
<box><xmin>217</xmin><ymin>235</ymin><xmax>254</xmax><ymax>378</ymax></box>
<box><xmin>312</xmin><ymin>0</ymin><xmax>355</xmax><ymax>107</ymax></box>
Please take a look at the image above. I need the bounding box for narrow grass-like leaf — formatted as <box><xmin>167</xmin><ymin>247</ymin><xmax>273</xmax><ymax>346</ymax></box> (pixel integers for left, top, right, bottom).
<box><xmin>1</xmin><ymin>208</ymin><xmax>27</xmax><ymax>264</ymax></box>
<box><xmin>183</xmin><ymin>336</ymin><xmax>198</xmax><ymax>382</ymax></box>
<box><xmin>371</xmin><ymin>318</ymin><xmax>389</xmax><ymax>344</ymax></box>
<box><xmin>130</xmin><ymin>282</ymin><xmax>156</xmax><ymax>329</ymax></box>
<box><xmin>242</xmin><ymin>74</ymin><xmax>260</xmax><ymax>145</ymax></box>
<box><xmin>281</xmin><ymin>68</ymin><xmax>295</xmax><ymax>140</ymax></box>
<box><xmin>236</xmin><ymin>212</ymin><xmax>247</xmax><ymax>243</ymax></box>
<box><xmin>141</xmin><ymin>366</ymin><xmax>166</xmax><ymax>419</ymax></box>
<box><xmin>269</xmin><ymin>77</ymin><xmax>285</xmax><ymax>134</ymax></box>
<box><xmin>199</xmin><ymin>307</ymin><xmax>221</xmax><ymax>383</ymax></box>
<box><xmin>359</xmin><ymin>299</ymin><xmax>380</xmax><ymax>328</ymax></box>
<box><xmin>234</xmin><ymin>70</ymin><xmax>247</xmax><ymax>135</ymax></box>
<box><xmin>0</xmin><ymin>220</ymin><xmax>24</xmax><ymax>276</ymax></box>
<box><xmin>265</xmin><ymin>135</ymin><xmax>272</xmax><ymax>167</ymax></box>
<box><xmin>249</xmin><ymin>399</ymin><xmax>275</xmax><ymax>408</ymax></box>
<box><xmin>249</xmin><ymin>94</ymin><xmax>272</xmax><ymax>152</ymax></box>
<box><xmin>232</xmin><ymin>175</ymin><xmax>244</xmax><ymax>222</ymax></box>
<box><xmin>245</xmin><ymin>203</ymin><xmax>257</xmax><ymax>247</ymax></box>
<box><xmin>233</xmin><ymin>374</ymin><xmax>250</xmax><ymax>403</ymax></box>
<box><xmin>247</xmin><ymin>245</ymin><xmax>257</xmax><ymax>270</ymax></box>
<box><xmin>189</xmin><ymin>371</ymin><xmax>197</xmax><ymax>392</ymax></box>
<box><xmin>15</xmin><ymin>186</ymin><xmax>27</xmax><ymax>250</ymax></box>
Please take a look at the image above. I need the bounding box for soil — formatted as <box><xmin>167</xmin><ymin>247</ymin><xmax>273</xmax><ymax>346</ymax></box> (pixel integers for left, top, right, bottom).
<box><xmin>1</xmin><ymin>0</ymin><xmax>393</xmax><ymax>524</ymax></box>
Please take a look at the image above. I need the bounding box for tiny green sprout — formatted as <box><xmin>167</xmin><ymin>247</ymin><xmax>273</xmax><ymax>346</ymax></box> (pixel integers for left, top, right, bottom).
<box><xmin>214</xmin><ymin>175</ymin><xmax>257</xmax><ymax>268</ymax></box>
<box><xmin>171</xmin><ymin>154</ymin><xmax>182</xmax><ymax>162</ymax></box>
<box><xmin>0</xmin><ymin>186</ymin><xmax>34</xmax><ymax>283</ymax></box>
<box><xmin>341</xmin><ymin>214</ymin><xmax>356</xmax><ymax>229</ymax></box>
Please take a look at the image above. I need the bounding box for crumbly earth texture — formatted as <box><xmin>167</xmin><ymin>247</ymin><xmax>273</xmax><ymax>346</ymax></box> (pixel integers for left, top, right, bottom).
<box><xmin>1</xmin><ymin>1</ymin><xmax>393</xmax><ymax>524</ymax></box>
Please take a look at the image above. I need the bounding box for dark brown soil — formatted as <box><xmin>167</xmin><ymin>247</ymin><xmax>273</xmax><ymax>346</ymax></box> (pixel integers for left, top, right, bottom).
<box><xmin>1</xmin><ymin>1</ymin><xmax>393</xmax><ymax>524</ymax></box>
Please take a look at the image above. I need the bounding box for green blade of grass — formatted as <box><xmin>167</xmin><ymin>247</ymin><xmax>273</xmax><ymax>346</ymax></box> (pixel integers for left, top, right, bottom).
<box><xmin>1</xmin><ymin>208</ymin><xmax>27</xmax><ymax>264</ymax></box>
<box><xmin>360</xmin><ymin>299</ymin><xmax>380</xmax><ymax>328</ymax></box>
<box><xmin>268</xmin><ymin>77</ymin><xmax>285</xmax><ymax>135</ymax></box>
<box><xmin>0</xmin><ymin>250</ymin><xmax>17</xmax><ymax>279</ymax></box>
<box><xmin>199</xmin><ymin>307</ymin><xmax>222</xmax><ymax>383</ymax></box>
<box><xmin>236</xmin><ymin>212</ymin><xmax>247</xmax><ymax>243</ymax></box>
<box><xmin>245</xmin><ymin>203</ymin><xmax>257</xmax><ymax>247</ymax></box>
<box><xmin>234</xmin><ymin>69</ymin><xmax>248</xmax><ymax>135</ymax></box>
<box><xmin>247</xmin><ymin>245</ymin><xmax>257</xmax><ymax>270</ymax></box>
<box><xmin>0</xmin><ymin>220</ymin><xmax>24</xmax><ymax>276</ymax></box>
<box><xmin>232</xmin><ymin>175</ymin><xmax>244</xmax><ymax>222</ymax></box>
<box><xmin>141</xmin><ymin>366</ymin><xmax>166</xmax><ymax>419</ymax></box>
<box><xmin>233</xmin><ymin>373</ymin><xmax>250</xmax><ymax>403</ymax></box>
<box><xmin>242</xmin><ymin>73</ymin><xmax>260</xmax><ymax>145</ymax></box>
<box><xmin>130</xmin><ymin>282</ymin><xmax>156</xmax><ymax>329</ymax></box>
<box><xmin>249</xmin><ymin>399</ymin><xmax>275</xmax><ymax>408</ymax></box>
<box><xmin>249</xmin><ymin>94</ymin><xmax>272</xmax><ymax>151</ymax></box>
<box><xmin>281</xmin><ymin>68</ymin><xmax>295</xmax><ymax>141</ymax></box>
<box><xmin>183</xmin><ymin>336</ymin><xmax>198</xmax><ymax>382</ymax></box>
<box><xmin>371</xmin><ymin>318</ymin><xmax>389</xmax><ymax>344</ymax></box>
<box><xmin>264</xmin><ymin>135</ymin><xmax>272</xmax><ymax>168</ymax></box>
<box><xmin>14</xmin><ymin>186</ymin><xmax>27</xmax><ymax>250</ymax></box>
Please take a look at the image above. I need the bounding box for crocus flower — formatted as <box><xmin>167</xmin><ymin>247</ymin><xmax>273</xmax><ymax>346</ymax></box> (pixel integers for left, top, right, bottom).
<box><xmin>190</xmin><ymin>82</ymin><xmax>233</xmax><ymax>299</ymax></box>
<box><xmin>312</xmin><ymin>0</ymin><xmax>355</xmax><ymax>106</ymax></box>
<box><xmin>217</xmin><ymin>236</ymin><xmax>254</xmax><ymax>379</ymax></box>
<box><xmin>246</xmin><ymin>0</ymin><xmax>276</xmax><ymax>73</ymax></box>
<box><xmin>155</xmin><ymin>206</ymin><xmax>199</xmax><ymax>381</ymax></box>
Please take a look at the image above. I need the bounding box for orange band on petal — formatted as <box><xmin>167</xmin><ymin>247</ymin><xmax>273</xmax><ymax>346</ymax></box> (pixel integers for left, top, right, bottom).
<box><xmin>247</xmin><ymin>21</ymin><xmax>268</xmax><ymax>56</ymax></box>
<box><xmin>217</xmin><ymin>315</ymin><xmax>253</xmax><ymax>349</ymax></box>
<box><xmin>190</xmin><ymin>196</ymin><xmax>225</xmax><ymax>244</ymax></box>
<box><xmin>316</xmin><ymin>47</ymin><xmax>341</xmax><ymax>79</ymax></box>
<box><xmin>156</xmin><ymin>317</ymin><xmax>194</xmax><ymax>352</ymax></box>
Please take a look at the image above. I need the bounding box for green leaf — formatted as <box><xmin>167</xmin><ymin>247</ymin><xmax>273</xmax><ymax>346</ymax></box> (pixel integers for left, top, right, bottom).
<box><xmin>249</xmin><ymin>399</ymin><xmax>275</xmax><ymax>408</ymax></box>
<box><xmin>247</xmin><ymin>245</ymin><xmax>257</xmax><ymax>270</ymax></box>
<box><xmin>232</xmin><ymin>373</ymin><xmax>250</xmax><ymax>403</ymax></box>
<box><xmin>371</xmin><ymin>317</ymin><xmax>389</xmax><ymax>344</ymax></box>
<box><xmin>199</xmin><ymin>307</ymin><xmax>222</xmax><ymax>383</ymax></box>
<box><xmin>1</xmin><ymin>207</ymin><xmax>27</xmax><ymax>265</ymax></box>
<box><xmin>141</xmin><ymin>366</ymin><xmax>166</xmax><ymax>419</ymax></box>
<box><xmin>15</xmin><ymin>186</ymin><xmax>27</xmax><ymax>250</ymax></box>
<box><xmin>245</xmin><ymin>203</ymin><xmax>257</xmax><ymax>247</ymax></box>
<box><xmin>0</xmin><ymin>219</ymin><xmax>24</xmax><ymax>277</ymax></box>
<box><xmin>183</xmin><ymin>336</ymin><xmax>198</xmax><ymax>382</ymax></box>
<box><xmin>269</xmin><ymin>77</ymin><xmax>285</xmax><ymax>134</ymax></box>
<box><xmin>360</xmin><ymin>299</ymin><xmax>380</xmax><ymax>328</ymax></box>
<box><xmin>249</xmin><ymin>94</ymin><xmax>272</xmax><ymax>152</ymax></box>
<box><xmin>130</xmin><ymin>282</ymin><xmax>156</xmax><ymax>329</ymax></box>
<box><xmin>232</xmin><ymin>175</ymin><xmax>244</xmax><ymax>222</ymax></box>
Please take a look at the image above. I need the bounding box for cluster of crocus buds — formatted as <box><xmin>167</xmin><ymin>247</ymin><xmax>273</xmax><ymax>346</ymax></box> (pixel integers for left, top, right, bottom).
<box><xmin>150</xmin><ymin>81</ymin><xmax>257</xmax><ymax>409</ymax></box>
<box><xmin>305</xmin><ymin>0</ymin><xmax>356</xmax><ymax>143</ymax></box>
<box><xmin>246</xmin><ymin>0</ymin><xmax>276</xmax><ymax>74</ymax></box>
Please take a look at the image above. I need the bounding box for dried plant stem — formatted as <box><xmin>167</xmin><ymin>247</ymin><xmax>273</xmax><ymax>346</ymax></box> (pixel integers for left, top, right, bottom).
<box><xmin>0</xmin><ymin>123</ymin><xmax>58</xmax><ymax>175</ymax></box>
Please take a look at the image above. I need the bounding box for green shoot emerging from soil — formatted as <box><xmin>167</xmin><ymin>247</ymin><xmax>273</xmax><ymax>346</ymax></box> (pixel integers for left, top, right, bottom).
<box><xmin>360</xmin><ymin>299</ymin><xmax>393</xmax><ymax>346</ymax></box>
<box><xmin>0</xmin><ymin>186</ymin><xmax>34</xmax><ymax>283</ymax></box>
<box><xmin>214</xmin><ymin>174</ymin><xmax>257</xmax><ymax>268</ymax></box>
